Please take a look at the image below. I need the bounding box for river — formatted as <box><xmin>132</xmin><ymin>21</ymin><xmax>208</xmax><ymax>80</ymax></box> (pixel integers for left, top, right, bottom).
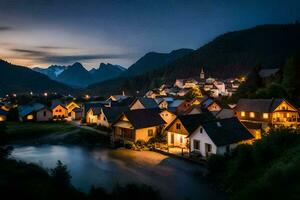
<box><xmin>11</xmin><ymin>145</ymin><xmax>224</xmax><ymax>200</ymax></box>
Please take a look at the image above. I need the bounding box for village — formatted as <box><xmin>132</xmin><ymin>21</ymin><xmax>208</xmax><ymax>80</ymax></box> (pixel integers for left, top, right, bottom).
<box><xmin>0</xmin><ymin>67</ymin><xmax>299</xmax><ymax>161</ymax></box>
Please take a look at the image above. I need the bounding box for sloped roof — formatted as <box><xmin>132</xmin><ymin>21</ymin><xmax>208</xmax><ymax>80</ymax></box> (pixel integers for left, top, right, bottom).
<box><xmin>83</xmin><ymin>102</ymin><xmax>107</xmax><ymax>113</ymax></box>
<box><xmin>110</xmin><ymin>96</ymin><xmax>135</xmax><ymax>107</ymax></box>
<box><xmin>131</xmin><ymin>97</ymin><xmax>158</xmax><ymax>109</ymax></box>
<box><xmin>122</xmin><ymin>108</ymin><xmax>165</xmax><ymax>129</ymax></box>
<box><xmin>172</xmin><ymin>113</ymin><xmax>215</xmax><ymax>134</ymax></box>
<box><xmin>72</xmin><ymin>108</ymin><xmax>82</xmax><ymax>113</ymax></box>
<box><xmin>89</xmin><ymin>107</ymin><xmax>102</xmax><ymax>115</ymax></box>
<box><xmin>213</xmin><ymin>109</ymin><xmax>235</xmax><ymax>119</ymax></box>
<box><xmin>202</xmin><ymin>117</ymin><xmax>254</xmax><ymax>146</ymax></box>
<box><xmin>51</xmin><ymin>103</ymin><xmax>67</xmax><ymax>110</ymax></box>
<box><xmin>235</xmin><ymin>98</ymin><xmax>285</xmax><ymax>113</ymax></box>
<box><xmin>19</xmin><ymin>103</ymin><xmax>46</xmax><ymax>117</ymax></box>
<box><xmin>102</xmin><ymin>106</ymin><xmax>129</xmax><ymax>123</ymax></box>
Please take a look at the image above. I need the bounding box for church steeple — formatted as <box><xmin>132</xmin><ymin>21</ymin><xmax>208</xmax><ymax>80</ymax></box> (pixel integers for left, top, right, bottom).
<box><xmin>200</xmin><ymin>67</ymin><xmax>205</xmax><ymax>80</ymax></box>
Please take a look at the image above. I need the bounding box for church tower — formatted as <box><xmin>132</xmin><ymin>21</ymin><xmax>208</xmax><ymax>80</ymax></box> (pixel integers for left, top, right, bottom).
<box><xmin>200</xmin><ymin>67</ymin><xmax>205</xmax><ymax>80</ymax></box>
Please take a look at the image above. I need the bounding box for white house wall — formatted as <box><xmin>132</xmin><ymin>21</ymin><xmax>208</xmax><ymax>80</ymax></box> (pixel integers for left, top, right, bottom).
<box><xmin>189</xmin><ymin>126</ymin><xmax>217</xmax><ymax>157</ymax></box>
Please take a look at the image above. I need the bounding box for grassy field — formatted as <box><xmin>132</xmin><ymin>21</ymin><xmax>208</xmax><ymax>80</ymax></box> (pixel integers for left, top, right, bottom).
<box><xmin>6</xmin><ymin>122</ymin><xmax>76</xmax><ymax>141</ymax></box>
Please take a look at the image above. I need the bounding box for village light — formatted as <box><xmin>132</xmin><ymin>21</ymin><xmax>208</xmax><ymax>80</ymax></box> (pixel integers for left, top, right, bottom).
<box><xmin>30</xmin><ymin>91</ymin><xmax>33</xmax><ymax>95</ymax></box>
<box><xmin>13</xmin><ymin>93</ymin><xmax>17</xmax><ymax>97</ymax></box>
<box><xmin>44</xmin><ymin>92</ymin><xmax>48</xmax><ymax>97</ymax></box>
<box><xmin>85</xmin><ymin>94</ymin><xmax>90</xmax><ymax>100</ymax></box>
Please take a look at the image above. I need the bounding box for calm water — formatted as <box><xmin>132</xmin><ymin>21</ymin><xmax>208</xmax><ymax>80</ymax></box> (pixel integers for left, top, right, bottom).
<box><xmin>11</xmin><ymin>145</ymin><xmax>224</xmax><ymax>200</ymax></box>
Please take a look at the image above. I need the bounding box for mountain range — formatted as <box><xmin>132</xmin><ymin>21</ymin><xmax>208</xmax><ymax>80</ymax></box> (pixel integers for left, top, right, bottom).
<box><xmin>33</xmin><ymin>62</ymin><xmax>126</xmax><ymax>88</ymax></box>
<box><xmin>2</xmin><ymin>23</ymin><xmax>300</xmax><ymax>96</ymax></box>
<box><xmin>0</xmin><ymin>60</ymin><xmax>74</xmax><ymax>96</ymax></box>
<box><xmin>87</xmin><ymin>23</ymin><xmax>300</xmax><ymax>95</ymax></box>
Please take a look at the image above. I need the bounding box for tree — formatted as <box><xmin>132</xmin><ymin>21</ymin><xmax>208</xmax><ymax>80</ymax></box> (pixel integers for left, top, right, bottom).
<box><xmin>0</xmin><ymin>122</ymin><xmax>8</xmax><ymax>145</ymax></box>
<box><xmin>50</xmin><ymin>160</ymin><xmax>72</xmax><ymax>188</ymax></box>
<box><xmin>282</xmin><ymin>55</ymin><xmax>300</xmax><ymax>101</ymax></box>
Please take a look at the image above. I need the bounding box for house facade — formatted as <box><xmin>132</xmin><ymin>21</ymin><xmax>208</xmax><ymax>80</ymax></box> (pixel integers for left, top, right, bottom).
<box><xmin>71</xmin><ymin>108</ymin><xmax>82</xmax><ymax>120</ymax></box>
<box><xmin>86</xmin><ymin>107</ymin><xmax>102</xmax><ymax>124</ymax></box>
<box><xmin>112</xmin><ymin>109</ymin><xmax>165</xmax><ymax>143</ymax></box>
<box><xmin>189</xmin><ymin>117</ymin><xmax>254</xmax><ymax>158</ymax></box>
<box><xmin>165</xmin><ymin>114</ymin><xmax>254</xmax><ymax>158</ymax></box>
<box><xmin>52</xmin><ymin>104</ymin><xmax>68</xmax><ymax>119</ymax></box>
<box><xmin>19</xmin><ymin>103</ymin><xmax>52</xmax><ymax>122</ymax></box>
<box><xmin>235</xmin><ymin>98</ymin><xmax>299</xmax><ymax>129</ymax></box>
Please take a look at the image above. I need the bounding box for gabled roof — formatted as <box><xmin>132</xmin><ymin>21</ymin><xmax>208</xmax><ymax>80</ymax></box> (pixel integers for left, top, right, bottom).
<box><xmin>201</xmin><ymin>117</ymin><xmax>254</xmax><ymax>146</ymax></box>
<box><xmin>110</xmin><ymin>96</ymin><xmax>135</xmax><ymax>107</ymax></box>
<box><xmin>212</xmin><ymin>109</ymin><xmax>234</xmax><ymax>119</ymax></box>
<box><xmin>235</xmin><ymin>98</ymin><xmax>286</xmax><ymax>113</ymax></box>
<box><xmin>19</xmin><ymin>103</ymin><xmax>46</xmax><ymax>117</ymax></box>
<box><xmin>83</xmin><ymin>102</ymin><xmax>107</xmax><ymax>113</ymax></box>
<box><xmin>102</xmin><ymin>106</ymin><xmax>129</xmax><ymax>123</ymax></box>
<box><xmin>89</xmin><ymin>107</ymin><xmax>102</xmax><ymax>115</ymax></box>
<box><xmin>72</xmin><ymin>108</ymin><xmax>82</xmax><ymax>113</ymax></box>
<box><xmin>130</xmin><ymin>97</ymin><xmax>158</xmax><ymax>109</ymax></box>
<box><xmin>120</xmin><ymin>109</ymin><xmax>165</xmax><ymax>129</ymax></box>
<box><xmin>51</xmin><ymin>103</ymin><xmax>67</xmax><ymax>110</ymax></box>
<box><xmin>167</xmin><ymin>113</ymin><xmax>215</xmax><ymax>134</ymax></box>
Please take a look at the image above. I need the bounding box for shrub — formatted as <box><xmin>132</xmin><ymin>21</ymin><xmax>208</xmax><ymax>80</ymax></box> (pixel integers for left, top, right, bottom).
<box><xmin>50</xmin><ymin>160</ymin><xmax>71</xmax><ymax>188</ymax></box>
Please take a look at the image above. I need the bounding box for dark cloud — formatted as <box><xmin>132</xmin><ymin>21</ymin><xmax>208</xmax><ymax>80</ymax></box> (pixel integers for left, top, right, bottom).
<box><xmin>36</xmin><ymin>45</ymin><xmax>77</xmax><ymax>50</ymax></box>
<box><xmin>10</xmin><ymin>48</ymin><xmax>128</xmax><ymax>63</ymax></box>
<box><xmin>0</xmin><ymin>26</ymin><xmax>14</xmax><ymax>31</ymax></box>
<box><xmin>10</xmin><ymin>48</ymin><xmax>48</xmax><ymax>57</ymax></box>
<box><xmin>41</xmin><ymin>54</ymin><xmax>129</xmax><ymax>63</ymax></box>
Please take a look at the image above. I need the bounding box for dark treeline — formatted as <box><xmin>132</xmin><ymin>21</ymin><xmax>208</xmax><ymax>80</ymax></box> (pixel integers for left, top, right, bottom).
<box><xmin>228</xmin><ymin>53</ymin><xmax>300</xmax><ymax>106</ymax></box>
<box><xmin>206</xmin><ymin>129</ymin><xmax>300</xmax><ymax>200</ymax></box>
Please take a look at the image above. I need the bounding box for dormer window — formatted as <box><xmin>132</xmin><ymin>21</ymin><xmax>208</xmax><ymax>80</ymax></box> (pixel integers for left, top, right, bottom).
<box><xmin>200</xmin><ymin>127</ymin><xmax>203</xmax><ymax>133</ymax></box>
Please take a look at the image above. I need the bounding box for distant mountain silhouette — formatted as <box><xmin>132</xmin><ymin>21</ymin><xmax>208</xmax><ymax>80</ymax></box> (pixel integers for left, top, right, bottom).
<box><xmin>123</xmin><ymin>48</ymin><xmax>194</xmax><ymax>77</ymax></box>
<box><xmin>87</xmin><ymin>23</ymin><xmax>300</xmax><ymax>95</ymax></box>
<box><xmin>34</xmin><ymin>62</ymin><xmax>126</xmax><ymax>88</ymax></box>
<box><xmin>33</xmin><ymin>65</ymin><xmax>67</xmax><ymax>79</ymax></box>
<box><xmin>90</xmin><ymin>63</ymin><xmax>126</xmax><ymax>83</ymax></box>
<box><xmin>0</xmin><ymin>60</ymin><xmax>74</xmax><ymax>96</ymax></box>
<box><xmin>56</xmin><ymin>62</ymin><xmax>92</xmax><ymax>88</ymax></box>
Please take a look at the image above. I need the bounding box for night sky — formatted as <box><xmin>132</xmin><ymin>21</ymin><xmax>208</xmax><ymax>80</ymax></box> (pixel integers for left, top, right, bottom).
<box><xmin>0</xmin><ymin>0</ymin><xmax>299</xmax><ymax>69</ymax></box>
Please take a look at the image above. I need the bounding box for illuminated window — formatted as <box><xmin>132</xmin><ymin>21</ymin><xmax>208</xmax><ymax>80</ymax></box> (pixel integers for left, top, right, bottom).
<box><xmin>0</xmin><ymin>116</ymin><xmax>4</xmax><ymax>121</ymax></box>
<box><xmin>27</xmin><ymin>115</ymin><xmax>34</xmax><ymax>120</ymax></box>
<box><xmin>241</xmin><ymin>112</ymin><xmax>245</xmax><ymax>117</ymax></box>
<box><xmin>287</xmin><ymin>113</ymin><xmax>290</xmax><ymax>117</ymax></box>
<box><xmin>263</xmin><ymin>113</ymin><xmax>269</xmax><ymax>119</ymax></box>
<box><xmin>250</xmin><ymin>112</ymin><xmax>255</xmax><ymax>118</ymax></box>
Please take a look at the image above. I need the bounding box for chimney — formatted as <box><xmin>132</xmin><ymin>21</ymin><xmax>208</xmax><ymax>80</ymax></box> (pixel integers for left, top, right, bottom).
<box><xmin>122</xmin><ymin>91</ymin><xmax>125</xmax><ymax>96</ymax></box>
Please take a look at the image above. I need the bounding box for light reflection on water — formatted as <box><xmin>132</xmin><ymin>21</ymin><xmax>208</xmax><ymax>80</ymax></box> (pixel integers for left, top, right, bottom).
<box><xmin>11</xmin><ymin>145</ymin><xmax>225</xmax><ymax>200</ymax></box>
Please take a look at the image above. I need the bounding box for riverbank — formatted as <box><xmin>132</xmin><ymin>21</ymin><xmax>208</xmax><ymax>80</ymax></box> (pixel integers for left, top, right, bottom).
<box><xmin>6</xmin><ymin>122</ymin><xmax>110</xmax><ymax>146</ymax></box>
<box><xmin>11</xmin><ymin>145</ymin><xmax>225</xmax><ymax>200</ymax></box>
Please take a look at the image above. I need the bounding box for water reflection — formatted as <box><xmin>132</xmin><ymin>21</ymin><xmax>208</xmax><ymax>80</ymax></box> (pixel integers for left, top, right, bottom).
<box><xmin>11</xmin><ymin>145</ymin><xmax>224</xmax><ymax>200</ymax></box>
